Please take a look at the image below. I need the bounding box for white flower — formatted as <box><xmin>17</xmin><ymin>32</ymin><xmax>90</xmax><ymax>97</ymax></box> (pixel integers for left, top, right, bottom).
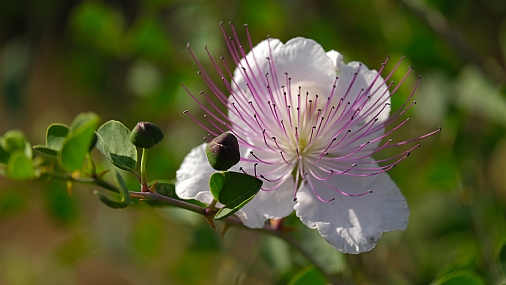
<box><xmin>176</xmin><ymin>23</ymin><xmax>439</xmax><ymax>254</ymax></box>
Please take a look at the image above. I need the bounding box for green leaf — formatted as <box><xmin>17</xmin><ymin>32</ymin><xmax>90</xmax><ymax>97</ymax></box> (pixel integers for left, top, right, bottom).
<box><xmin>93</xmin><ymin>170</ymin><xmax>131</xmax><ymax>209</ymax></box>
<box><xmin>1</xmin><ymin>130</ymin><xmax>26</xmax><ymax>153</ymax></box>
<box><xmin>0</xmin><ymin>130</ymin><xmax>32</xmax><ymax>163</ymax></box>
<box><xmin>433</xmin><ymin>270</ymin><xmax>486</xmax><ymax>285</ymax></box>
<box><xmin>58</xmin><ymin>113</ymin><xmax>99</xmax><ymax>171</ymax></box>
<box><xmin>288</xmin><ymin>266</ymin><xmax>328</xmax><ymax>285</ymax></box>
<box><xmin>96</xmin><ymin>120</ymin><xmax>137</xmax><ymax>171</ymax></box>
<box><xmin>209</xmin><ymin>171</ymin><xmax>262</xmax><ymax>220</ymax></box>
<box><xmin>150</xmin><ymin>180</ymin><xmax>177</xmax><ymax>198</ymax></box>
<box><xmin>0</xmin><ymin>143</ymin><xmax>9</xmax><ymax>164</ymax></box>
<box><xmin>7</xmin><ymin>150</ymin><xmax>34</xmax><ymax>180</ymax></box>
<box><xmin>34</xmin><ymin>124</ymin><xmax>70</xmax><ymax>156</ymax></box>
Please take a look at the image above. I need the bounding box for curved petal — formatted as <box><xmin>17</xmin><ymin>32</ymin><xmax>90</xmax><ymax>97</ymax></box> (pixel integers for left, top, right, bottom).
<box><xmin>232</xmin><ymin>37</ymin><xmax>336</xmax><ymax>96</ymax></box>
<box><xmin>231</xmin><ymin>149</ymin><xmax>296</xmax><ymax>228</ymax></box>
<box><xmin>327</xmin><ymin>51</ymin><xmax>391</xmax><ymax>126</ymax></box>
<box><xmin>326</xmin><ymin>51</ymin><xmax>390</xmax><ymax>153</ymax></box>
<box><xmin>228</xmin><ymin>37</ymin><xmax>337</xmax><ymax>131</ymax></box>
<box><xmin>175</xmin><ymin>143</ymin><xmax>216</xmax><ymax>204</ymax></box>
<box><xmin>294</xmin><ymin>167</ymin><xmax>408</xmax><ymax>254</ymax></box>
<box><xmin>235</xmin><ymin>178</ymin><xmax>295</xmax><ymax>228</ymax></box>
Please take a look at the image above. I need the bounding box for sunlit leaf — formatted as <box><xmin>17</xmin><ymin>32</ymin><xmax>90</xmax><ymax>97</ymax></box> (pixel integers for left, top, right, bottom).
<box><xmin>96</xmin><ymin>120</ymin><xmax>137</xmax><ymax>171</ymax></box>
<box><xmin>0</xmin><ymin>130</ymin><xmax>32</xmax><ymax>164</ymax></box>
<box><xmin>209</xmin><ymin>171</ymin><xmax>262</xmax><ymax>220</ymax></box>
<box><xmin>0</xmin><ymin>130</ymin><xmax>26</xmax><ymax>153</ymax></box>
<box><xmin>288</xmin><ymin>265</ymin><xmax>327</xmax><ymax>285</ymax></box>
<box><xmin>7</xmin><ymin>150</ymin><xmax>34</xmax><ymax>180</ymax></box>
<box><xmin>34</xmin><ymin>124</ymin><xmax>70</xmax><ymax>156</ymax></box>
<box><xmin>58</xmin><ymin>112</ymin><xmax>99</xmax><ymax>171</ymax></box>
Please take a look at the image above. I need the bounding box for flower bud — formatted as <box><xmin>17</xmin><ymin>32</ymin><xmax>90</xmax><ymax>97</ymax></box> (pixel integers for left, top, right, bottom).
<box><xmin>206</xmin><ymin>132</ymin><xmax>240</xmax><ymax>171</ymax></box>
<box><xmin>130</xmin><ymin>122</ymin><xmax>164</xmax><ymax>149</ymax></box>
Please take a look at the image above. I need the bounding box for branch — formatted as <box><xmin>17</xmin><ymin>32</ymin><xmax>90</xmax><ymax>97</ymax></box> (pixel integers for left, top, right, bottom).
<box><xmin>48</xmin><ymin>173</ymin><xmax>347</xmax><ymax>284</ymax></box>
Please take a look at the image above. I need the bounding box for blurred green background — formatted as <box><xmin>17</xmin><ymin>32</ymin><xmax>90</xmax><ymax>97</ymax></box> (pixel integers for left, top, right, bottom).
<box><xmin>1</xmin><ymin>0</ymin><xmax>506</xmax><ymax>284</ymax></box>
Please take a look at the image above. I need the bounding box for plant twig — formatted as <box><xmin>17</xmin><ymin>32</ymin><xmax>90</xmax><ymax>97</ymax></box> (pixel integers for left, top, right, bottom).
<box><xmin>48</xmin><ymin>173</ymin><xmax>347</xmax><ymax>284</ymax></box>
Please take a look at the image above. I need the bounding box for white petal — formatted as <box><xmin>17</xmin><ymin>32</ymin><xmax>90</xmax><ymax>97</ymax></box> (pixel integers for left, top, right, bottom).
<box><xmin>175</xmin><ymin>143</ymin><xmax>216</xmax><ymax>204</ymax></box>
<box><xmin>331</xmin><ymin>55</ymin><xmax>391</xmax><ymax>126</ymax></box>
<box><xmin>233</xmin><ymin>37</ymin><xmax>336</xmax><ymax>94</ymax></box>
<box><xmin>326</xmin><ymin>50</ymin><xmax>343</xmax><ymax>72</ymax></box>
<box><xmin>235</xmin><ymin>179</ymin><xmax>295</xmax><ymax>228</ymax></box>
<box><xmin>232</xmin><ymin>150</ymin><xmax>296</xmax><ymax>228</ymax></box>
<box><xmin>294</xmin><ymin>168</ymin><xmax>409</xmax><ymax>254</ymax></box>
<box><xmin>229</xmin><ymin>37</ymin><xmax>336</xmax><ymax>126</ymax></box>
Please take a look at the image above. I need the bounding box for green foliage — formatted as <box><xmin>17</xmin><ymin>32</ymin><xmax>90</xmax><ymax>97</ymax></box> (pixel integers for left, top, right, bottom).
<box><xmin>209</xmin><ymin>171</ymin><xmax>263</xmax><ymax>220</ymax></box>
<box><xmin>7</xmin><ymin>151</ymin><xmax>34</xmax><ymax>180</ymax></box>
<box><xmin>1</xmin><ymin>130</ymin><xmax>27</xmax><ymax>153</ymax></box>
<box><xmin>58</xmin><ymin>112</ymin><xmax>100</xmax><ymax>172</ymax></box>
<box><xmin>93</xmin><ymin>170</ymin><xmax>132</xmax><ymax>209</ymax></box>
<box><xmin>96</xmin><ymin>120</ymin><xmax>137</xmax><ymax>171</ymax></box>
<box><xmin>33</xmin><ymin>124</ymin><xmax>70</xmax><ymax>156</ymax></box>
<box><xmin>0</xmin><ymin>0</ymin><xmax>505</xmax><ymax>284</ymax></box>
<box><xmin>0</xmin><ymin>130</ymin><xmax>34</xmax><ymax>179</ymax></box>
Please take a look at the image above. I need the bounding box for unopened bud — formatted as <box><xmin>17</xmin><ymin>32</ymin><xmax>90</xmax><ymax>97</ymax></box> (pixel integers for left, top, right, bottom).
<box><xmin>206</xmin><ymin>132</ymin><xmax>240</xmax><ymax>171</ymax></box>
<box><xmin>130</xmin><ymin>122</ymin><xmax>164</xmax><ymax>149</ymax></box>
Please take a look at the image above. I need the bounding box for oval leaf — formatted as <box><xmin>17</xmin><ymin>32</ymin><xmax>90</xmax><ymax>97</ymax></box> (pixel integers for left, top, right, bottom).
<box><xmin>7</xmin><ymin>150</ymin><xmax>34</xmax><ymax>180</ymax></box>
<box><xmin>96</xmin><ymin>120</ymin><xmax>137</xmax><ymax>171</ymax></box>
<box><xmin>47</xmin><ymin>124</ymin><xmax>70</xmax><ymax>150</ymax></box>
<box><xmin>209</xmin><ymin>171</ymin><xmax>262</xmax><ymax>220</ymax></box>
<box><xmin>34</xmin><ymin>124</ymin><xmax>70</xmax><ymax>156</ymax></box>
<box><xmin>59</xmin><ymin>113</ymin><xmax>100</xmax><ymax>171</ymax></box>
